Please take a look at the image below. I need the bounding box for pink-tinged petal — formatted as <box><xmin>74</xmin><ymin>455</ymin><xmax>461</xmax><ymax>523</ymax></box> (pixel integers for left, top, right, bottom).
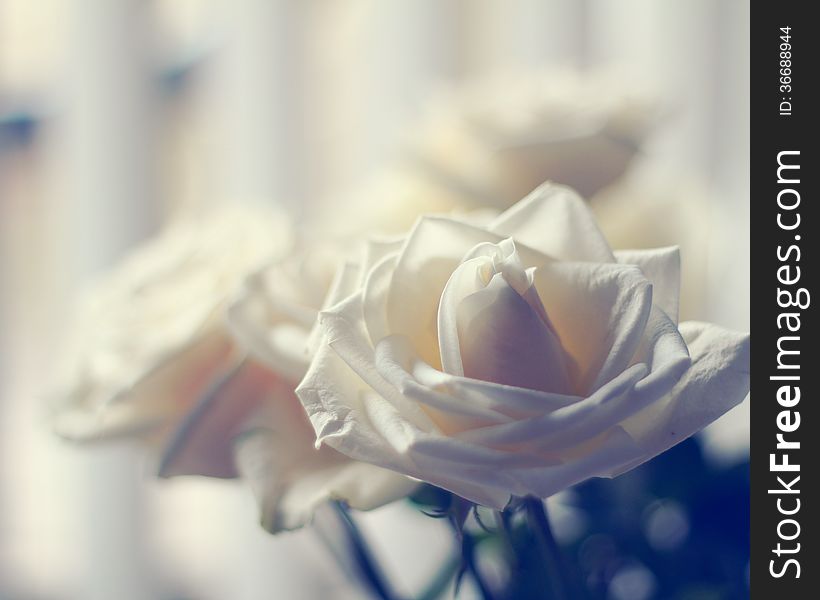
<box><xmin>615</xmin><ymin>321</ymin><xmax>750</xmax><ymax>475</ymax></box>
<box><xmin>489</xmin><ymin>183</ymin><xmax>615</xmax><ymax>262</ymax></box>
<box><xmin>375</xmin><ymin>335</ymin><xmax>516</xmax><ymax>431</ymax></box>
<box><xmin>157</xmin><ymin>359</ymin><xmax>278</xmax><ymax>479</ymax></box>
<box><xmin>437</xmin><ymin>239</ymin><xmax>573</xmax><ymax>395</ymax></box>
<box><xmin>532</xmin><ymin>261</ymin><xmax>652</xmax><ymax>393</ymax></box>
<box><xmin>446</xmin><ymin>308</ymin><xmax>690</xmax><ymax>457</ymax></box>
<box><xmin>375</xmin><ymin>335</ymin><xmax>580</xmax><ymax>431</ymax></box>
<box><xmin>456</xmin><ymin>274</ymin><xmax>572</xmax><ymax>394</ymax></box>
<box><xmin>615</xmin><ymin>247</ymin><xmax>681</xmax><ymax>324</ymax></box>
<box><xmin>412</xmin><ymin>361</ymin><xmax>581</xmax><ymax>417</ymax></box>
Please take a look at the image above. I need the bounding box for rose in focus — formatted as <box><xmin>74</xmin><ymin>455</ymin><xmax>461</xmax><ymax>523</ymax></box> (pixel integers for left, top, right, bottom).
<box><xmin>295</xmin><ymin>183</ymin><xmax>750</xmax><ymax>508</ymax></box>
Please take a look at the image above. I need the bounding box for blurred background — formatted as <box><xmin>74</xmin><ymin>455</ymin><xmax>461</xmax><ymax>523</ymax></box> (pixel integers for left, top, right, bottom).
<box><xmin>1</xmin><ymin>1</ymin><xmax>748</xmax><ymax>599</ymax></box>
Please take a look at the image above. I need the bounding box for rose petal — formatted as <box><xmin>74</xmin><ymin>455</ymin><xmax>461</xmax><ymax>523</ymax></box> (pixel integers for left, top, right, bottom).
<box><xmin>298</xmin><ymin>293</ymin><xmax>437</xmax><ymax>460</ymax></box>
<box><xmin>233</xmin><ymin>422</ymin><xmax>417</xmax><ymax>533</ymax></box>
<box><xmin>227</xmin><ymin>289</ymin><xmax>311</xmax><ymax>381</ymax></box>
<box><xmin>375</xmin><ymin>335</ymin><xmax>516</xmax><ymax>432</ymax></box>
<box><xmin>532</xmin><ymin>261</ymin><xmax>652</xmax><ymax>393</ymax></box>
<box><xmin>52</xmin><ymin>330</ymin><xmax>235</xmax><ymax>441</ymax></box>
<box><xmin>157</xmin><ymin>359</ymin><xmax>273</xmax><ymax>478</ymax></box>
<box><xmin>377</xmin><ymin>334</ymin><xmax>579</xmax><ymax>422</ymax></box>
<box><xmin>455</xmin><ymin>273</ymin><xmax>573</xmax><ymax>393</ymax></box>
<box><xmin>507</xmin><ymin>427</ymin><xmax>646</xmax><ymax>499</ymax></box>
<box><xmin>453</xmin><ymin>363</ymin><xmax>646</xmax><ymax>451</ymax></box>
<box><xmin>385</xmin><ymin>217</ymin><xmax>505</xmax><ymax>368</ymax></box>
<box><xmin>615</xmin><ymin>247</ymin><xmax>681</xmax><ymax>324</ymax></box>
<box><xmin>362</xmin><ymin>254</ymin><xmax>401</xmax><ymax>347</ymax></box>
<box><xmin>437</xmin><ymin>240</ymin><xmax>572</xmax><ymax>396</ymax></box>
<box><xmin>489</xmin><ymin>183</ymin><xmax>615</xmax><ymax>262</ymax></box>
<box><xmin>226</xmin><ymin>268</ymin><xmax>316</xmax><ymax>381</ymax></box>
<box><xmin>357</xmin><ymin>237</ymin><xmax>405</xmax><ymax>287</ymax></box>
<box><xmin>305</xmin><ymin>261</ymin><xmax>361</xmax><ymax>356</ymax></box>
<box><xmin>615</xmin><ymin>321</ymin><xmax>750</xmax><ymax>474</ymax></box>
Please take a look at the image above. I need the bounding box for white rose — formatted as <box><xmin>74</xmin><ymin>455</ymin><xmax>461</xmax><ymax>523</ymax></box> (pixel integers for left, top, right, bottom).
<box><xmin>407</xmin><ymin>70</ymin><xmax>659</xmax><ymax>208</ymax></box>
<box><xmin>295</xmin><ymin>183</ymin><xmax>750</xmax><ymax>509</ymax></box>
<box><xmin>52</xmin><ymin>203</ymin><xmax>291</xmax><ymax>444</ymax></box>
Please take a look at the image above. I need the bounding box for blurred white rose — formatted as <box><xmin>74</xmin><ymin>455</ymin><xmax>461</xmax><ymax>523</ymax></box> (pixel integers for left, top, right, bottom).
<box><xmin>52</xmin><ymin>203</ymin><xmax>290</xmax><ymax>444</ymax></box>
<box><xmin>592</xmin><ymin>169</ymin><xmax>715</xmax><ymax>321</ymax></box>
<box><xmin>295</xmin><ymin>183</ymin><xmax>749</xmax><ymax>509</ymax></box>
<box><xmin>403</xmin><ymin>71</ymin><xmax>717</xmax><ymax>321</ymax></box>
<box><xmin>406</xmin><ymin>70</ymin><xmax>659</xmax><ymax>209</ymax></box>
<box><xmin>52</xmin><ymin>203</ymin><xmax>413</xmax><ymax>532</ymax></box>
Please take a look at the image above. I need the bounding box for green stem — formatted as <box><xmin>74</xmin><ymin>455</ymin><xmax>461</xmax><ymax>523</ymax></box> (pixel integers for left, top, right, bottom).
<box><xmin>523</xmin><ymin>497</ymin><xmax>572</xmax><ymax>600</ymax></box>
<box><xmin>493</xmin><ymin>510</ymin><xmax>518</xmax><ymax>569</ymax></box>
<box><xmin>460</xmin><ymin>533</ymin><xmax>495</xmax><ymax>600</ymax></box>
<box><xmin>330</xmin><ymin>501</ymin><xmax>399</xmax><ymax>600</ymax></box>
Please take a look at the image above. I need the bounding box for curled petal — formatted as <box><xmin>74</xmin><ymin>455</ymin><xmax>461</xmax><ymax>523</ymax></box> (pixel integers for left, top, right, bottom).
<box><xmin>507</xmin><ymin>427</ymin><xmax>646</xmax><ymax>499</ymax></box>
<box><xmin>226</xmin><ymin>268</ymin><xmax>313</xmax><ymax>382</ymax></box>
<box><xmin>451</xmin><ymin>274</ymin><xmax>572</xmax><ymax>393</ymax></box>
<box><xmin>616</xmin><ymin>247</ymin><xmax>681</xmax><ymax>324</ymax></box>
<box><xmin>616</xmin><ymin>321</ymin><xmax>750</xmax><ymax>473</ymax></box>
<box><xmin>378</xmin><ymin>334</ymin><xmax>579</xmax><ymax>422</ymax></box>
<box><xmin>385</xmin><ymin>217</ymin><xmax>505</xmax><ymax>367</ymax></box>
<box><xmin>358</xmin><ymin>237</ymin><xmax>405</xmax><ymax>287</ymax></box>
<box><xmin>453</xmin><ymin>364</ymin><xmax>647</xmax><ymax>452</ymax></box>
<box><xmin>362</xmin><ymin>254</ymin><xmax>400</xmax><ymax>347</ymax></box>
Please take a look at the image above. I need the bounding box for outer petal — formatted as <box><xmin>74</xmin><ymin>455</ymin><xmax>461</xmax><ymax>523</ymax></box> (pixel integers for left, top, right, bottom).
<box><xmin>234</xmin><ymin>425</ymin><xmax>418</xmax><ymax>533</ymax></box>
<box><xmin>615</xmin><ymin>247</ymin><xmax>681</xmax><ymax>324</ymax></box>
<box><xmin>297</xmin><ymin>293</ymin><xmax>438</xmax><ymax>473</ymax></box>
<box><xmin>357</xmin><ymin>237</ymin><xmax>405</xmax><ymax>287</ymax></box>
<box><xmin>507</xmin><ymin>427</ymin><xmax>646</xmax><ymax>499</ymax></box>
<box><xmin>616</xmin><ymin>321</ymin><xmax>750</xmax><ymax>473</ymax></box>
<box><xmin>226</xmin><ymin>266</ymin><xmax>314</xmax><ymax>382</ymax></box>
<box><xmin>299</xmin><ymin>301</ymin><xmax>529</xmax><ymax>509</ymax></box>
<box><xmin>489</xmin><ymin>183</ymin><xmax>615</xmax><ymax>263</ymax></box>
<box><xmin>226</xmin><ymin>248</ymin><xmax>350</xmax><ymax>380</ymax></box>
